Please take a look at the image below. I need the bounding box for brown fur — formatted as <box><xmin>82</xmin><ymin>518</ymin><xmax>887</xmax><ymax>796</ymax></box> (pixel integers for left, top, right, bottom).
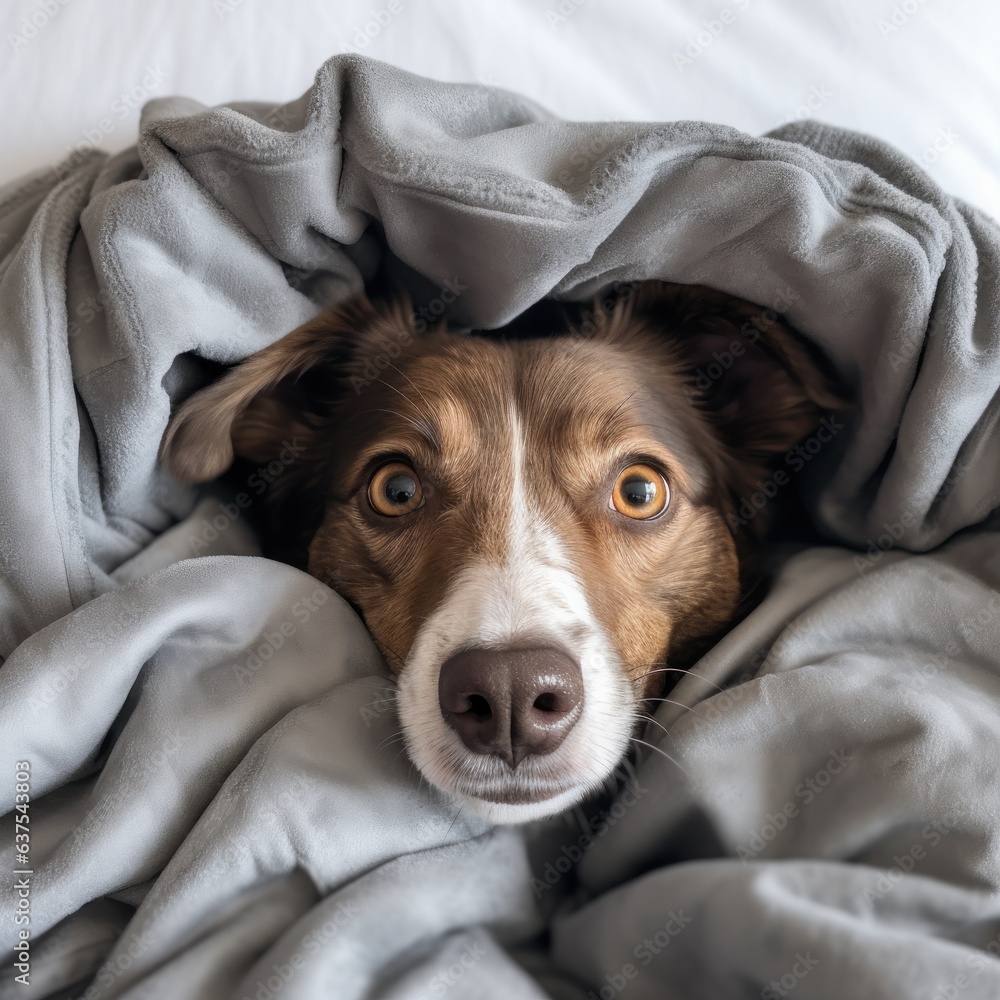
<box><xmin>160</xmin><ymin>282</ymin><xmax>844</xmax><ymax>699</ymax></box>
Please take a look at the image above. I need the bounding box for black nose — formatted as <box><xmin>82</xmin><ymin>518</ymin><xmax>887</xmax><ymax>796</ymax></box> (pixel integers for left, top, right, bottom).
<box><xmin>438</xmin><ymin>647</ymin><xmax>584</xmax><ymax>768</ymax></box>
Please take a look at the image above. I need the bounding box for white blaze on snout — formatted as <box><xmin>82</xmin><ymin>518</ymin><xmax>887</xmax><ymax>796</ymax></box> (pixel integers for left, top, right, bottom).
<box><xmin>396</xmin><ymin>405</ymin><xmax>636</xmax><ymax>823</ymax></box>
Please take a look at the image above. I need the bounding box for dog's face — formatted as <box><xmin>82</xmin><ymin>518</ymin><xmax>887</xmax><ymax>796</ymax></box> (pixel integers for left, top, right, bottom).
<box><xmin>162</xmin><ymin>283</ymin><xmax>840</xmax><ymax>822</ymax></box>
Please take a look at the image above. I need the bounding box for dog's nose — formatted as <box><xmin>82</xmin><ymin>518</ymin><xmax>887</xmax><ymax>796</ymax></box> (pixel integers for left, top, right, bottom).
<box><xmin>438</xmin><ymin>647</ymin><xmax>584</xmax><ymax>768</ymax></box>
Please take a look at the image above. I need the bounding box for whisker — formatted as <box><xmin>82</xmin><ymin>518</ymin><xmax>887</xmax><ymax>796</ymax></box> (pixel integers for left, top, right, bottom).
<box><xmin>637</xmin><ymin>667</ymin><xmax>725</xmax><ymax>694</ymax></box>
<box><xmin>602</xmin><ymin>389</ymin><xmax>639</xmax><ymax>432</ymax></box>
<box><xmin>443</xmin><ymin>801</ymin><xmax>466</xmax><ymax>841</ymax></box>
<box><xmin>631</xmin><ymin>737</ymin><xmax>690</xmax><ymax>776</ymax></box>
<box><xmin>615</xmin><ymin>756</ymin><xmax>641</xmax><ymax>789</ymax></box>
<box><xmin>637</xmin><ymin>713</ymin><xmax>674</xmax><ymax>741</ymax></box>
<box><xmin>384</xmin><ymin>362</ymin><xmax>442</xmax><ymax>449</ymax></box>
<box><xmin>371</xmin><ymin>376</ymin><xmax>417</xmax><ymax>413</ymax></box>
<box><xmin>368</xmin><ymin>408</ymin><xmax>438</xmax><ymax>443</ymax></box>
<box><xmin>377</xmin><ymin>730</ymin><xmax>406</xmax><ymax>752</ymax></box>
<box><xmin>371</xmin><ymin>634</ymin><xmax>407</xmax><ymax>669</ymax></box>
<box><xmin>643</xmin><ymin>697</ymin><xmax>694</xmax><ymax>713</ymax></box>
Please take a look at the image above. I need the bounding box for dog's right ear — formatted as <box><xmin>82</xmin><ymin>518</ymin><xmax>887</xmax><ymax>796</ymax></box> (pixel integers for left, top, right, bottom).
<box><xmin>160</xmin><ymin>295</ymin><xmax>418</xmax><ymax>484</ymax></box>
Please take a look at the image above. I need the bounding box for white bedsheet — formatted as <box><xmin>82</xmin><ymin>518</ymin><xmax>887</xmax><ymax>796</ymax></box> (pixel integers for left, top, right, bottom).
<box><xmin>2</xmin><ymin>0</ymin><xmax>998</xmax><ymax>220</ymax></box>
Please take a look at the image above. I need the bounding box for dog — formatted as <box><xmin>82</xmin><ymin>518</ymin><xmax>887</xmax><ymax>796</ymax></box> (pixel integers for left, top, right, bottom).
<box><xmin>160</xmin><ymin>281</ymin><xmax>843</xmax><ymax>823</ymax></box>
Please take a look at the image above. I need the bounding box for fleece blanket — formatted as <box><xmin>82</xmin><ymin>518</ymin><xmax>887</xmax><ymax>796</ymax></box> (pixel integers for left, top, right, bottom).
<box><xmin>2</xmin><ymin>53</ymin><xmax>1000</xmax><ymax>1000</ymax></box>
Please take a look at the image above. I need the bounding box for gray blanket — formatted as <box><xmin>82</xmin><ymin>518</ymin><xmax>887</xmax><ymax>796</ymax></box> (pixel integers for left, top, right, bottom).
<box><xmin>2</xmin><ymin>53</ymin><xmax>1000</xmax><ymax>1000</ymax></box>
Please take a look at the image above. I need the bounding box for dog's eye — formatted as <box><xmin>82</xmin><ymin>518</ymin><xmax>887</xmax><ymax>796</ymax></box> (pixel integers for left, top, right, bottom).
<box><xmin>368</xmin><ymin>462</ymin><xmax>424</xmax><ymax>516</ymax></box>
<box><xmin>611</xmin><ymin>464</ymin><xmax>669</xmax><ymax>520</ymax></box>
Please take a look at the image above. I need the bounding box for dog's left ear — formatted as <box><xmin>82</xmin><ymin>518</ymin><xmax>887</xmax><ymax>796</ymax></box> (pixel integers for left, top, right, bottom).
<box><xmin>160</xmin><ymin>295</ymin><xmax>418</xmax><ymax>484</ymax></box>
<box><xmin>607</xmin><ymin>280</ymin><xmax>848</xmax><ymax>464</ymax></box>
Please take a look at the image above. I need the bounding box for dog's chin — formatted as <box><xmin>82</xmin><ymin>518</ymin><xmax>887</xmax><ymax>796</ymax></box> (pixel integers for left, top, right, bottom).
<box><xmin>401</xmin><ymin>725</ymin><xmax>632</xmax><ymax>825</ymax></box>
<box><xmin>455</xmin><ymin>785</ymin><xmax>597</xmax><ymax>824</ymax></box>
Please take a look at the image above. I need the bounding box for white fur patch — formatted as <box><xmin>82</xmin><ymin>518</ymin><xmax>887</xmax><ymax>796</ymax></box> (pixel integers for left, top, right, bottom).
<box><xmin>396</xmin><ymin>406</ymin><xmax>636</xmax><ymax>823</ymax></box>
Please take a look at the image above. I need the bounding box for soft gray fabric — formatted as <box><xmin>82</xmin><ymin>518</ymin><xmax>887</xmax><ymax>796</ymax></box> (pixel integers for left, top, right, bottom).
<box><xmin>2</xmin><ymin>53</ymin><xmax>999</xmax><ymax>999</ymax></box>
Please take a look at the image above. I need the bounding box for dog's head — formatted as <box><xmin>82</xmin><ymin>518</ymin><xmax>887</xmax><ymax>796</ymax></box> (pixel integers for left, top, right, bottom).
<box><xmin>161</xmin><ymin>283</ymin><xmax>842</xmax><ymax>822</ymax></box>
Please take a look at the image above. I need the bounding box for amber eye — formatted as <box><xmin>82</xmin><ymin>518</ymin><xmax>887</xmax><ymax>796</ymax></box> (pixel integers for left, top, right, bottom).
<box><xmin>611</xmin><ymin>464</ymin><xmax>669</xmax><ymax>520</ymax></box>
<box><xmin>368</xmin><ymin>462</ymin><xmax>423</xmax><ymax>516</ymax></box>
